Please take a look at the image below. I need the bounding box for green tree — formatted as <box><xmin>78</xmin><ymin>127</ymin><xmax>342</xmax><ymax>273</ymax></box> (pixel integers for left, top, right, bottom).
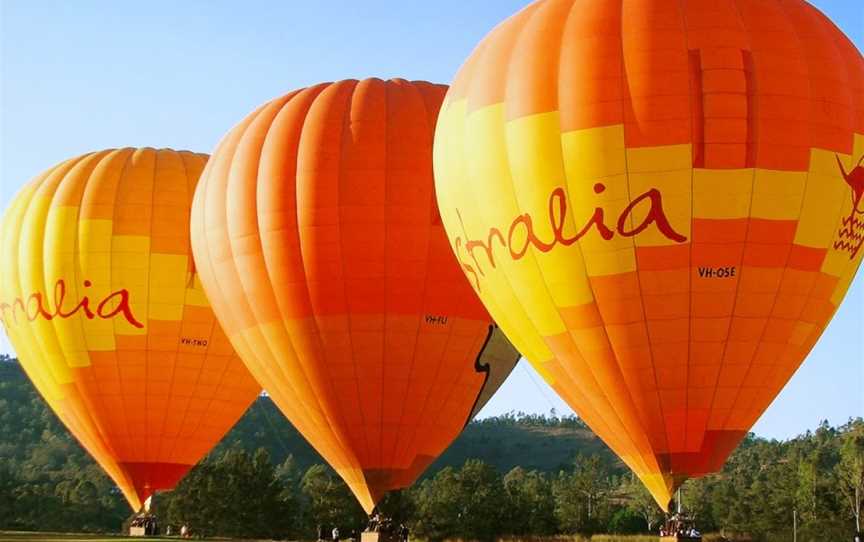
<box><xmin>453</xmin><ymin>459</ymin><xmax>507</xmax><ymax>541</ymax></box>
<box><xmin>622</xmin><ymin>474</ymin><xmax>662</xmax><ymax>532</ymax></box>
<box><xmin>301</xmin><ymin>464</ymin><xmax>366</xmax><ymax>535</ymax></box>
<box><xmin>836</xmin><ymin>421</ymin><xmax>864</xmax><ymax>533</ymax></box>
<box><xmin>412</xmin><ymin>466</ymin><xmax>460</xmax><ymax>542</ymax></box>
<box><xmin>553</xmin><ymin>454</ymin><xmax>611</xmax><ymax>534</ymax></box>
<box><xmin>502</xmin><ymin>466</ymin><xmax>556</xmax><ymax>535</ymax></box>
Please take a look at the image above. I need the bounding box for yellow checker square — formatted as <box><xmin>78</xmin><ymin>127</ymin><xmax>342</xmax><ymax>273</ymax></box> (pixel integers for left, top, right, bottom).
<box><xmin>507</xmin><ymin>112</ymin><xmax>567</xmax><ymax>196</ymax></box>
<box><xmin>693</xmin><ymin>169</ymin><xmax>753</xmax><ymax>220</ymax></box>
<box><xmin>149</xmin><ymin>303</ymin><xmax>184</xmax><ymax>322</ymax></box>
<box><xmin>44</xmin><ymin>206</ymin><xmax>80</xmax><ymax>255</ymax></box>
<box><xmin>84</xmin><ymin>330</ymin><xmax>116</xmax><ymax>352</ymax></box>
<box><xmin>583</xmin><ymin>245</ymin><xmax>637</xmax><ymax>277</ymax></box>
<box><xmin>794</xmin><ymin>172</ymin><xmax>849</xmax><ymax>248</ymax></box>
<box><xmin>751</xmin><ymin>169</ymin><xmax>807</xmax><ymax>220</ymax></box>
<box><xmin>111</xmin><ymin>235</ymin><xmax>150</xmax><ymax>254</ymax></box>
<box><xmin>810</xmin><ymin>146</ymin><xmax>851</xmax><ymax>176</ymax></box>
<box><xmin>184</xmin><ymin>287</ymin><xmax>211</xmax><ymax>308</ymax></box>
<box><xmin>561</xmin><ymin>125</ymin><xmax>627</xmax><ymax>180</ymax></box>
<box><xmin>830</xmin><ymin>254</ymin><xmax>863</xmax><ymax>306</ymax></box>
<box><xmin>627</xmin><ymin>144</ymin><xmax>692</xmax><ymax>173</ymax></box>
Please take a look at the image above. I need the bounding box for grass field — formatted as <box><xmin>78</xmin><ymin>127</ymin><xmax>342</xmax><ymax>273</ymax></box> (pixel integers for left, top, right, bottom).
<box><xmin>0</xmin><ymin>533</ymin><xmax>167</xmax><ymax>542</ymax></box>
<box><xmin>0</xmin><ymin>534</ymin><xmax>744</xmax><ymax>542</ymax></box>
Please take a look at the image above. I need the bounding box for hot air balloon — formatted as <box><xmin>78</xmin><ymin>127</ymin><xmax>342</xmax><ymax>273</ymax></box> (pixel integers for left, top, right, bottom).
<box><xmin>0</xmin><ymin>148</ymin><xmax>261</xmax><ymax>510</ymax></box>
<box><xmin>433</xmin><ymin>0</ymin><xmax>864</xmax><ymax>510</ymax></box>
<box><xmin>190</xmin><ymin>78</ymin><xmax>520</xmax><ymax>514</ymax></box>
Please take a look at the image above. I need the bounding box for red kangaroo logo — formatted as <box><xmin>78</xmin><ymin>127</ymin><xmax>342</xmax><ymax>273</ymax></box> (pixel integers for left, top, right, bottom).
<box><xmin>836</xmin><ymin>154</ymin><xmax>864</xmax><ymax>213</ymax></box>
<box><xmin>834</xmin><ymin>154</ymin><xmax>864</xmax><ymax>259</ymax></box>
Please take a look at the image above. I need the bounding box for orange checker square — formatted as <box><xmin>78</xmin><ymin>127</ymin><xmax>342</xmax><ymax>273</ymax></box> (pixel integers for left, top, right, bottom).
<box><xmin>787</xmin><ymin>244</ymin><xmax>828</xmax><ymax>271</ymax></box>
<box><xmin>736</xmin><ymin>266</ymin><xmax>784</xmax><ymax>294</ymax></box>
<box><xmin>702</xmin><ymin>143</ymin><xmax>749</xmax><ymax>169</ymax></box>
<box><xmin>691</xmin><ymin>291</ymin><xmax>736</xmax><ymax>318</ymax></box>
<box><xmin>692</xmin><ymin>243</ymin><xmax>744</xmax><ymax>267</ymax></box>
<box><xmin>727</xmin><ymin>316</ymin><xmax>768</xmax><ymax>342</ymax></box>
<box><xmin>692</xmin><ymin>219</ymin><xmax>748</xmax><ymax>244</ymax></box>
<box><xmin>733</xmin><ymin>292</ymin><xmax>777</xmax><ymax>318</ymax></box>
<box><xmin>642</xmin><ymin>292</ymin><xmax>689</xmax><ymax>320</ymax></box>
<box><xmin>650</xmin><ymin>341</ymin><xmax>689</xmax><ymax>368</ymax></box>
<box><xmin>646</xmin><ymin>318</ymin><xmax>689</xmax><ymax>344</ymax></box>
<box><xmin>635</xmin><ymin>245</ymin><xmax>690</xmax><ymax>271</ymax></box>
<box><xmin>800</xmin><ymin>297</ymin><xmax>837</xmax><ymax>326</ymax></box>
<box><xmin>689</xmin><ymin>341</ymin><xmax>724</xmax><ymax>367</ymax></box>
<box><xmin>771</xmin><ymin>292</ymin><xmax>809</xmax><ymax>320</ymax></box>
<box><xmin>688</xmin><ymin>364</ymin><xmax>721</xmax><ymax>389</ymax></box>
<box><xmin>691</xmin><ymin>317</ymin><xmax>731</xmax><ymax>342</ymax></box>
<box><xmin>741</xmin><ymin>243</ymin><xmax>792</xmax><ymax>268</ymax></box>
<box><xmin>639</xmin><ymin>268</ymin><xmax>690</xmax><ymax>295</ymax></box>
<box><xmin>811</xmin><ymin>272</ymin><xmax>841</xmax><ymax>299</ymax></box>
<box><xmin>559</xmin><ymin>303</ymin><xmax>604</xmax><ymax>330</ymax></box>
<box><xmin>761</xmin><ymin>318</ymin><xmax>798</xmax><ymax>343</ymax></box>
<box><xmin>721</xmin><ymin>340</ymin><xmax>759</xmax><ymax>366</ymax></box>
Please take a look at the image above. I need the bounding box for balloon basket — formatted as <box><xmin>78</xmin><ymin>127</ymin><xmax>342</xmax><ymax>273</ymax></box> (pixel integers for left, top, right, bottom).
<box><xmin>361</xmin><ymin>531</ymin><xmax>401</xmax><ymax>542</ymax></box>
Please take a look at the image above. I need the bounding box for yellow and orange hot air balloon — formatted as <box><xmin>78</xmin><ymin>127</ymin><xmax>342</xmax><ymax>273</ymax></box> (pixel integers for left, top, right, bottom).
<box><xmin>434</xmin><ymin>0</ymin><xmax>864</xmax><ymax>510</ymax></box>
<box><xmin>0</xmin><ymin>148</ymin><xmax>261</xmax><ymax>510</ymax></box>
<box><xmin>190</xmin><ymin>78</ymin><xmax>520</xmax><ymax>513</ymax></box>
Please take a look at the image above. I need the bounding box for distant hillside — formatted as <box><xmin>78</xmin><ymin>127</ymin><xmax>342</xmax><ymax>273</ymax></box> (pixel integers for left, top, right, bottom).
<box><xmin>0</xmin><ymin>357</ymin><xmax>617</xmax><ymax>480</ymax></box>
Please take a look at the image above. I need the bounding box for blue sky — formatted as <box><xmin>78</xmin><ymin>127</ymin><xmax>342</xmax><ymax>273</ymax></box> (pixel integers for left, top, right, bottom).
<box><xmin>0</xmin><ymin>0</ymin><xmax>861</xmax><ymax>440</ymax></box>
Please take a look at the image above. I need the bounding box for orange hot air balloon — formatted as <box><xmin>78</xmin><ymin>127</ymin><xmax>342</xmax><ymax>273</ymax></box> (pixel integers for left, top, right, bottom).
<box><xmin>190</xmin><ymin>78</ymin><xmax>520</xmax><ymax>513</ymax></box>
<box><xmin>0</xmin><ymin>148</ymin><xmax>261</xmax><ymax>510</ymax></box>
<box><xmin>434</xmin><ymin>0</ymin><xmax>864</xmax><ymax>510</ymax></box>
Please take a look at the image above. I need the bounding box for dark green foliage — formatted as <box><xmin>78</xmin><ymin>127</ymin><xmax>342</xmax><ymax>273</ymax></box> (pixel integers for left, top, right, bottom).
<box><xmin>162</xmin><ymin>446</ymin><xmax>295</xmax><ymax>538</ymax></box>
<box><xmin>300</xmin><ymin>464</ymin><xmax>367</xmax><ymax>536</ymax></box>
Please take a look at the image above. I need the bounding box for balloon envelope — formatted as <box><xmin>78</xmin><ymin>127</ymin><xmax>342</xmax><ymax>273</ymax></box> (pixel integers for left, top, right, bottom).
<box><xmin>433</xmin><ymin>0</ymin><xmax>864</xmax><ymax>509</ymax></box>
<box><xmin>0</xmin><ymin>148</ymin><xmax>261</xmax><ymax>510</ymax></box>
<box><xmin>191</xmin><ymin>78</ymin><xmax>520</xmax><ymax>513</ymax></box>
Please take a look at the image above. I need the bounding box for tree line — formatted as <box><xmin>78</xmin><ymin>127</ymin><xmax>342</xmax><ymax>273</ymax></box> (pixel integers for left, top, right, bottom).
<box><xmin>0</xmin><ymin>355</ymin><xmax>862</xmax><ymax>541</ymax></box>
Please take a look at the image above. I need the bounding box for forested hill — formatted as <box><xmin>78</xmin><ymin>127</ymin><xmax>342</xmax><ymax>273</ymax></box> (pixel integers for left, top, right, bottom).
<box><xmin>0</xmin><ymin>356</ymin><xmax>615</xmax><ymax>476</ymax></box>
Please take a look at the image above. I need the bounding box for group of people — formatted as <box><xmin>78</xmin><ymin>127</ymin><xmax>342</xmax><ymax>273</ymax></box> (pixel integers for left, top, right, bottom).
<box><xmin>129</xmin><ymin>514</ymin><xmax>159</xmax><ymax>536</ymax></box>
<box><xmin>659</xmin><ymin>513</ymin><xmax>701</xmax><ymax>539</ymax></box>
<box><xmin>367</xmin><ymin>511</ymin><xmax>409</xmax><ymax>542</ymax></box>
<box><xmin>316</xmin><ymin>515</ymin><xmax>409</xmax><ymax>542</ymax></box>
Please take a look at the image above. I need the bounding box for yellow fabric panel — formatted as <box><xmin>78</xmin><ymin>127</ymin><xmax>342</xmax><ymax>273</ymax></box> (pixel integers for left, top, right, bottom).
<box><xmin>561</xmin><ymin>125</ymin><xmax>627</xmax><ymax>180</ymax></box>
<box><xmin>465</xmin><ymin>104</ymin><xmax>567</xmax><ymax>337</ymax></box>
<box><xmin>561</xmin><ymin>127</ymin><xmax>636</xmax><ymax>277</ymax></box>
<box><xmin>79</xmin><ymin>220</ymin><xmax>117</xmax><ymax>351</ymax></box>
<box><xmin>45</xmin><ymin>205</ymin><xmax>91</xmax><ymax>367</ymax></box>
<box><xmin>110</xmin><ymin>235</ymin><xmax>150</xmax><ymax>336</ymax></box>
<box><xmin>693</xmin><ymin>169</ymin><xmax>753</xmax><ymax>220</ymax></box>
<box><xmin>750</xmin><ymin>170</ymin><xmax>807</xmax><ymax>220</ymax></box>
<box><xmin>435</xmin><ymin>99</ymin><xmax>555</xmax><ymax>367</ymax></box>
<box><xmin>18</xmin><ymin>186</ymin><xmax>74</xmax><ymax>386</ymax></box>
<box><xmin>627</xmin><ymin>144</ymin><xmax>692</xmax><ymax>173</ymax></box>
<box><xmin>795</xmin><ymin>148</ymin><xmax>852</xmax><ymax>249</ymax></box>
<box><xmin>148</xmin><ymin>253</ymin><xmax>189</xmax><ymax>321</ymax></box>
<box><xmin>507</xmin><ymin>112</ymin><xmax>596</xmax><ymax>308</ymax></box>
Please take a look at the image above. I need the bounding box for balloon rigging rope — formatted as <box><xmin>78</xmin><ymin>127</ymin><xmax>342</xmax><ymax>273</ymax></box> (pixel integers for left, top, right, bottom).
<box><xmin>520</xmin><ymin>361</ymin><xmax>560</xmax><ymax>415</ymax></box>
<box><xmin>255</xmin><ymin>394</ymin><xmax>293</xmax><ymax>462</ymax></box>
